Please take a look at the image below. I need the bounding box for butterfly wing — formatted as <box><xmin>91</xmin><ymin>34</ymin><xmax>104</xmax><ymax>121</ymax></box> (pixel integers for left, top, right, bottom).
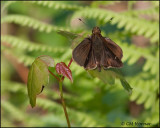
<box><xmin>84</xmin><ymin>49</ymin><xmax>97</xmax><ymax>70</ymax></box>
<box><xmin>103</xmin><ymin>37</ymin><xmax>123</xmax><ymax>60</ymax></box>
<box><xmin>101</xmin><ymin>44</ymin><xmax>123</xmax><ymax>69</ymax></box>
<box><xmin>72</xmin><ymin>38</ymin><xmax>91</xmax><ymax>66</ymax></box>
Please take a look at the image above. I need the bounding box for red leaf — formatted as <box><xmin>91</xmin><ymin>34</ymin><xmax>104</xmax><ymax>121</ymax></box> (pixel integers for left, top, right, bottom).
<box><xmin>56</xmin><ymin>62</ymin><xmax>73</xmax><ymax>82</ymax></box>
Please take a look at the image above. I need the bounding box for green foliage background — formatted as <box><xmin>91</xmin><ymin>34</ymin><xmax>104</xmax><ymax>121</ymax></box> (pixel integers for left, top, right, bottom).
<box><xmin>1</xmin><ymin>1</ymin><xmax>159</xmax><ymax>127</ymax></box>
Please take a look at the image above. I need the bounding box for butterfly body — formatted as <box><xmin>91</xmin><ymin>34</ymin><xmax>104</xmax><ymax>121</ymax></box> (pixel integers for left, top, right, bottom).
<box><xmin>72</xmin><ymin>27</ymin><xmax>123</xmax><ymax>72</ymax></box>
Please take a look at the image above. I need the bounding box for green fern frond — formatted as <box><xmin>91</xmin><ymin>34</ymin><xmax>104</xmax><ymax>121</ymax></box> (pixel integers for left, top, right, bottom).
<box><xmin>142</xmin><ymin>50</ymin><xmax>159</xmax><ymax>75</ymax></box>
<box><xmin>2</xmin><ymin>48</ymin><xmax>35</xmax><ymax>66</ymax></box>
<box><xmin>120</xmin><ymin>42</ymin><xmax>144</xmax><ymax>64</ymax></box>
<box><xmin>31</xmin><ymin>1</ymin><xmax>83</xmax><ymax>10</ymax></box>
<box><xmin>3</xmin><ymin>34</ymin><xmax>158</xmax><ymax>75</ymax></box>
<box><xmin>1</xmin><ymin>15</ymin><xmax>78</xmax><ymax>33</ymax></box>
<box><xmin>2</xmin><ymin>34</ymin><xmax>158</xmax><ymax>75</ymax></box>
<box><xmin>143</xmin><ymin>57</ymin><xmax>159</xmax><ymax>75</ymax></box>
<box><xmin>37</xmin><ymin>98</ymin><xmax>108</xmax><ymax>127</ymax></box>
<box><xmin>70</xmin><ymin>63</ymin><xmax>85</xmax><ymax>76</ymax></box>
<box><xmin>111</xmin><ymin>39</ymin><xmax>158</xmax><ymax>75</ymax></box>
<box><xmin>1</xmin><ymin>81</ymin><xmax>26</xmax><ymax>94</ymax></box>
<box><xmin>1</xmin><ymin>99</ymin><xmax>47</xmax><ymax>127</ymax></box>
<box><xmin>72</xmin><ymin>8</ymin><xmax>159</xmax><ymax>43</ymax></box>
<box><xmin>91</xmin><ymin>1</ymin><xmax>121</xmax><ymax>7</ymax></box>
<box><xmin>2</xmin><ymin>46</ymin><xmax>73</xmax><ymax>68</ymax></box>
<box><xmin>2</xmin><ymin>45</ymin><xmax>71</xmax><ymax>67</ymax></box>
<box><xmin>2</xmin><ymin>100</ymin><xmax>26</xmax><ymax>121</ymax></box>
<box><xmin>129</xmin><ymin>73</ymin><xmax>158</xmax><ymax>110</ymax></box>
<box><xmin>126</xmin><ymin>7</ymin><xmax>159</xmax><ymax>20</ymax></box>
<box><xmin>1</xmin><ymin>1</ymin><xmax>16</xmax><ymax>14</ymax></box>
<box><xmin>1</xmin><ymin>35</ymin><xmax>66</xmax><ymax>53</ymax></box>
<box><xmin>145</xmin><ymin>99</ymin><xmax>159</xmax><ymax>125</ymax></box>
<box><xmin>16</xmin><ymin>54</ymin><xmax>35</xmax><ymax>66</ymax></box>
<box><xmin>2</xmin><ymin>1</ymin><xmax>83</xmax><ymax>13</ymax></box>
<box><xmin>59</xmin><ymin>49</ymin><xmax>72</xmax><ymax>61</ymax></box>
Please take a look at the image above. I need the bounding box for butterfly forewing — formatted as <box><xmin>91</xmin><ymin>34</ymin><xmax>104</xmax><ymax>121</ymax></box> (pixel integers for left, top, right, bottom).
<box><xmin>71</xmin><ymin>32</ymin><xmax>89</xmax><ymax>49</ymax></box>
<box><xmin>103</xmin><ymin>38</ymin><xmax>123</xmax><ymax>60</ymax></box>
<box><xmin>101</xmin><ymin>46</ymin><xmax>123</xmax><ymax>68</ymax></box>
<box><xmin>72</xmin><ymin>38</ymin><xmax>91</xmax><ymax>66</ymax></box>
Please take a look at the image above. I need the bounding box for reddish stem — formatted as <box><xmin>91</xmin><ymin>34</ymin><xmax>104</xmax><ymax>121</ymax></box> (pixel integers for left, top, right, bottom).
<box><xmin>59</xmin><ymin>81</ymin><xmax>71</xmax><ymax>127</ymax></box>
<box><xmin>48</xmin><ymin>70</ymin><xmax>60</xmax><ymax>81</ymax></box>
<box><xmin>48</xmin><ymin>58</ymin><xmax>73</xmax><ymax>127</ymax></box>
<box><xmin>68</xmin><ymin>58</ymin><xmax>73</xmax><ymax>68</ymax></box>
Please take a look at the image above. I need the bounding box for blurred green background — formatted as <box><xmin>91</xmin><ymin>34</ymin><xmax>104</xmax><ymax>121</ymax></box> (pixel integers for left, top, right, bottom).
<box><xmin>1</xmin><ymin>1</ymin><xmax>159</xmax><ymax>127</ymax></box>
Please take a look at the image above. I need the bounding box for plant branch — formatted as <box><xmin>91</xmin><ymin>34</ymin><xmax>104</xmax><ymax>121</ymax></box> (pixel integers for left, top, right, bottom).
<box><xmin>48</xmin><ymin>69</ymin><xmax>60</xmax><ymax>81</ymax></box>
<box><xmin>59</xmin><ymin>81</ymin><xmax>71</xmax><ymax>127</ymax></box>
<box><xmin>49</xmin><ymin>58</ymin><xmax>73</xmax><ymax>127</ymax></box>
<box><xmin>68</xmin><ymin>58</ymin><xmax>73</xmax><ymax>68</ymax></box>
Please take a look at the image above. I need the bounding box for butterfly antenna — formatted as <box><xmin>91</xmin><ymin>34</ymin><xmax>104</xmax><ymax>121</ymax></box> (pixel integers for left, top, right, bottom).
<box><xmin>105</xmin><ymin>17</ymin><xmax>113</xmax><ymax>26</ymax></box>
<box><xmin>109</xmin><ymin>17</ymin><xmax>113</xmax><ymax>22</ymax></box>
<box><xmin>78</xmin><ymin>18</ymin><xmax>87</xmax><ymax>26</ymax></box>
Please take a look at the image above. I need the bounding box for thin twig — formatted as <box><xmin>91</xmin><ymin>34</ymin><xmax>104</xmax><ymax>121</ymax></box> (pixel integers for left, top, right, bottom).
<box><xmin>48</xmin><ymin>70</ymin><xmax>60</xmax><ymax>81</ymax></box>
<box><xmin>48</xmin><ymin>58</ymin><xmax>73</xmax><ymax>127</ymax></box>
<box><xmin>59</xmin><ymin>81</ymin><xmax>71</xmax><ymax>127</ymax></box>
<box><xmin>68</xmin><ymin>58</ymin><xmax>73</xmax><ymax>68</ymax></box>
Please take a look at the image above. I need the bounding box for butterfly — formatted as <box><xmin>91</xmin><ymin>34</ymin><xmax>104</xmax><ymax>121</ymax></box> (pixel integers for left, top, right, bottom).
<box><xmin>72</xmin><ymin>26</ymin><xmax>123</xmax><ymax>72</ymax></box>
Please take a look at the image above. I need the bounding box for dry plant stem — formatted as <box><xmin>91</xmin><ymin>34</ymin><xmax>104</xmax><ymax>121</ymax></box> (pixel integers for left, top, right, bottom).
<box><xmin>59</xmin><ymin>81</ymin><xmax>71</xmax><ymax>127</ymax></box>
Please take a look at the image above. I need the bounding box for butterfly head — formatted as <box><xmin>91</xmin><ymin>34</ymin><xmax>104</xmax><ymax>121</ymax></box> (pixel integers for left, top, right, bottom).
<box><xmin>92</xmin><ymin>27</ymin><xmax>101</xmax><ymax>34</ymax></box>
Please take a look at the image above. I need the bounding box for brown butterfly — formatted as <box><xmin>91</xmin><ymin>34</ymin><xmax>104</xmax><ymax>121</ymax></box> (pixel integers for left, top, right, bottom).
<box><xmin>72</xmin><ymin>26</ymin><xmax>123</xmax><ymax>72</ymax></box>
